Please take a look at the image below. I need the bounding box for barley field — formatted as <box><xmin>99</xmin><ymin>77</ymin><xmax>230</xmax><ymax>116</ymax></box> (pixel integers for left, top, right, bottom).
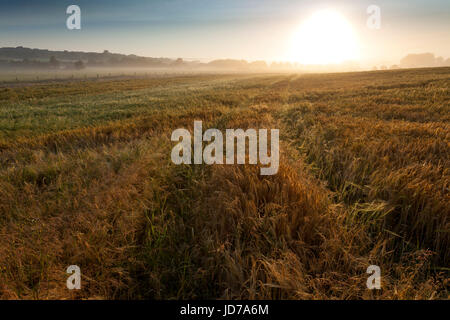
<box><xmin>0</xmin><ymin>68</ymin><xmax>448</xmax><ymax>299</ymax></box>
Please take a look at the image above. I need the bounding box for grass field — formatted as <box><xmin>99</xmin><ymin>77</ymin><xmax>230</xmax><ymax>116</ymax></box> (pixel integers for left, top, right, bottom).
<box><xmin>0</xmin><ymin>68</ymin><xmax>448</xmax><ymax>299</ymax></box>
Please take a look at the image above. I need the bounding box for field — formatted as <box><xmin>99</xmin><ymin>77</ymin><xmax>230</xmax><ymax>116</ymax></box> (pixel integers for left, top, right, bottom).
<box><xmin>0</xmin><ymin>68</ymin><xmax>448</xmax><ymax>299</ymax></box>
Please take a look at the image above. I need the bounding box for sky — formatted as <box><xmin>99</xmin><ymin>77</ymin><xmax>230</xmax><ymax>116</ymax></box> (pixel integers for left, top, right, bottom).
<box><xmin>0</xmin><ymin>0</ymin><xmax>449</xmax><ymax>66</ymax></box>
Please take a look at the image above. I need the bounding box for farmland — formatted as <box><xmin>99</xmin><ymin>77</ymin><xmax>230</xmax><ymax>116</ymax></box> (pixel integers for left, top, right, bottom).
<box><xmin>0</xmin><ymin>68</ymin><xmax>448</xmax><ymax>299</ymax></box>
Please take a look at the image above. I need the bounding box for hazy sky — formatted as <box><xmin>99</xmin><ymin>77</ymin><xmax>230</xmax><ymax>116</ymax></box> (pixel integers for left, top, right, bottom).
<box><xmin>1</xmin><ymin>0</ymin><xmax>449</xmax><ymax>65</ymax></box>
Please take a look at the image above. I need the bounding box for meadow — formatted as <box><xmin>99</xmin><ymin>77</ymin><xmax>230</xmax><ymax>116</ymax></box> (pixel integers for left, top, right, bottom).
<box><xmin>0</xmin><ymin>68</ymin><xmax>448</xmax><ymax>299</ymax></box>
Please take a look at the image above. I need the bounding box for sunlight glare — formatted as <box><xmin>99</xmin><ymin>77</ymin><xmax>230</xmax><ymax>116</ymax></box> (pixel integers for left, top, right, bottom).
<box><xmin>288</xmin><ymin>10</ymin><xmax>359</xmax><ymax>65</ymax></box>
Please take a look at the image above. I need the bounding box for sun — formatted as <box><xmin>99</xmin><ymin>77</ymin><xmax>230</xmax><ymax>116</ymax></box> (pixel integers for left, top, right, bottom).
<box><xmin>288</xmin><ymin>10</ymin><xmax>359</xmax><ymax>65</ymax></box>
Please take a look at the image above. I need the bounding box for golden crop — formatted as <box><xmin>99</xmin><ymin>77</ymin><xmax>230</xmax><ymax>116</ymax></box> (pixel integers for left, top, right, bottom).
<box><xmin>0</xmin><ymin>68</ymin><xmax>448</xmax><ymax>299</ymax></box>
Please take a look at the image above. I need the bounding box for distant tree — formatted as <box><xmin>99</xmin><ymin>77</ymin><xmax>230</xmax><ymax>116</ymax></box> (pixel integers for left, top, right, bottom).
<box><xmin>400</xmin><ymin>53</ymin><xmax>436</xmax><ymax>68</ymax></box>
<box><xmin>173</xmin><ymin>58</ymin><xmax>184</xmax><ymax>66</ymax></box>
<box><xmin>271</xmin><ymin>62</ymin><xmax>281</xmax><ymax>69</ymax></box>
<box><xmin>49</xmin><ymin>56</ymin><xmax>60</xmax><ymax>68</ymax></box>
<box><xmin>108</xmin><ymin>57</ymin><xmax>119</xmax><ymax>65</ymax></box>
<box><xmin>74</xmin><ymin>60</ymin><xmax>85</xmax><ymax>70</ymax></box>
<box><xmin>249</xmin><ymin>60</ymin><xmax>268</xmax><ymax>70</ymax></box>
<box><xmin>87</xmin><ymin>58</ymin><xmax>100</xmax><ymax>66</ymax></box>
<box><xmin>208</xmin><ymin>59</ymin><xmax>248</xmax><ymax>69</ymax></box>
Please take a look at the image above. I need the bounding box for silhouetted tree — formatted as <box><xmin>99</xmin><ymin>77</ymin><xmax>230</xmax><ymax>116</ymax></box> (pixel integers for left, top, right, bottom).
<box><xmin>49</xmin><ymin>56</ymin><xmax>60</xmax><ymax>68</ymax></box>
<box><xmin>74</xmin><ymin>60</ymin><xmax>85</xmax><ymax>70</ymax></box>
<box><xmin>173</xmin><ymin>58</ymin><xmax>184</xmax><ymax>66</ymax></box>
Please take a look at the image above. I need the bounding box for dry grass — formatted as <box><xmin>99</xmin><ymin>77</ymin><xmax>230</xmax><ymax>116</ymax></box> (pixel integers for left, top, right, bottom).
<box><xmin>0</xmin><ymin>68</ymin><xmax>448</xmax><ymax>299</ymax></box>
